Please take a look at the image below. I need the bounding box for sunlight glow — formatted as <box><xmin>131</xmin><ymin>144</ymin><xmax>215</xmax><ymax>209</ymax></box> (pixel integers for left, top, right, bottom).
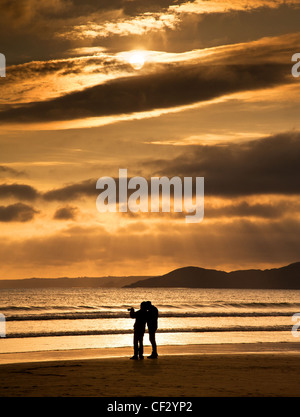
<box><xmin>128</xmin><ymin>50</ymin><xmax>146</xmax><ymax>70</ymax></box>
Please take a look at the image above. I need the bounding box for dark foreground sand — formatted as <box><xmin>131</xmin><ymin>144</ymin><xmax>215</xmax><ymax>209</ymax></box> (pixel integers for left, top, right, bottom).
<box><xmin>0</xmin><ymin>343</ymin><xmax>300</xmax><ymax>397</ymax></box>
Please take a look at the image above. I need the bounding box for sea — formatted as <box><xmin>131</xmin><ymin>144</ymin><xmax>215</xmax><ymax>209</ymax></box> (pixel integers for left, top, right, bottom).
<box><xmin>0</xmin><ymin>287</ymin><xmax>299</xmax><ymax>354</ymax></box>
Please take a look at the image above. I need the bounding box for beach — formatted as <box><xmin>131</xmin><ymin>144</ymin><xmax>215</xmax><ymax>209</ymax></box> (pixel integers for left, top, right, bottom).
<box><xmin>0</xmin><ymin>343</ymin><xmax>300</xmax><ymax>397</ymax></box>
<box><xmin>1</xmin><ymin>288</ymin><xmax>300</xmax><ymax>397</ymax></box>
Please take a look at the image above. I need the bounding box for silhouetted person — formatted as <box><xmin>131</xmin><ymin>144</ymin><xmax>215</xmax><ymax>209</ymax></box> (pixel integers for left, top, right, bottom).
<box><xmin>129</xmin><ymin>302</ymin><xmax>147</xmax><ymax>360</ymax></box>
<box><xmin>145</xmin><ymin>301</ymin><xmax>158</xmax><ymax>358</ymax></box>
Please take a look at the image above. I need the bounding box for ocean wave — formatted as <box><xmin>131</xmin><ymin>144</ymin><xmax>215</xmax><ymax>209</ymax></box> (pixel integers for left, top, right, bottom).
<box><xmin>0</xmin><ymin>305</ymin><xmax>81</xmax><ymax>312</ymax></box>
<box><xmin>178</xmin><ymin>302</ymin><xmax>300</xmax><ymax>309</ymax></box>
<box><xmin>1</xmin><ymin>300</ymin><xmax>300</xmax><ymax>313</ymax></box>
<box><xmin>5</xmin><ymin>325</ymin><xmax>291</xmax><ymax>339</ymax></box>
<box><xmin>4</xmin><ymin>310</ymin><xmax>295</xmax><ymax>321</ymax></box>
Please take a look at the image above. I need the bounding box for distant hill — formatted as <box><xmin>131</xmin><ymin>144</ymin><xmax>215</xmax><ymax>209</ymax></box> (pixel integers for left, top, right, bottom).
<box><xmin>0</xmin><ymin>276</ymin><xmax>151</xmax><ymax>289</ymax></box>
<box><xmin>1</xmin><ymin>262</ymin><xmax>299</xmax><ymax>289</ymax></box>
<box><xmin>125</xmin><ymin>262</ymin><xmax>300</xmax><ymax>289</ymax></box>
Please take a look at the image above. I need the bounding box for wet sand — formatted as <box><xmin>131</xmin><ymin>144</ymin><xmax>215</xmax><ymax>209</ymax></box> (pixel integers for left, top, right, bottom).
<box><xmin>0</xmin><ymin>343</ymin><xmax>299</xmax><ymax>397</ymax></box>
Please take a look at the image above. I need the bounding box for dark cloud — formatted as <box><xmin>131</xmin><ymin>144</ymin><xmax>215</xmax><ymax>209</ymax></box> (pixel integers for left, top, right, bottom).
<box><xmin>9</xmin><ymin>131</ymin><xmax>297</xmax><ymax>206</ymax></box>
<box><xmin>1</xmin><ymin>0</ymin><xmax>298</xmax><ymax>65</ymax></box>
<box><xmin>1</xmin><ymin>132</ymin><xmax>298</xmax><ymax>208</ymax></box>
<box><xmin>0</xmin><ymin>179</ymin><xmax>126</xmax><ymax>204</ymax></box>
<box><xmin>0</xmin><ymin>202</ymin><xmax>38</xmax><ymax>222</ymax></box>
<box><xmin>43</xmin><ymin>179</ymin><xmax>96</xmax><ymax>201</ymax></box>
<box><xmin>121</xmin><ymin>0</ymin><xmax>190</xmax><ymax>15</ymax></box>
<box><xmin>0</xmin><ymin>61</ymin><xmax>292</xmax><ymax>123</ymax></box>
<box><xmin>7</xmin><ymin>56</ymin><xmax>130</xmax><ymax>82</ymax></box>
<box><xmin>71</xmin><ymin>0</ymin><xmax>191</xmax><ymax>16</ymax></box>
<box><xmin>150</xmin><ymin>132</ymin><xmax>300</xmax><ymax>197</ymax></box>
<box><xmin>206</xmin><ymin>200</ymin><xmax>300</xmax><ymax>220</ymax></box>
<box><xmin>0</xmin><ymin>183</ymin><xmax>39</xmax><ymax>200</ymax></box>
<box><xmin>53</xmin><ymin>205</ymin><xmax>78</xmax><ymax>220</ymax></box>
<box><xmin>159</xmin><ymin>5</ymin><xmax>300</xmax><ymax>53</ymax></box>
<box><xmin>43</xmin><ymin>177</ymin><xmax>136</xmax><ymax>202</ymax></box>
<box><xmin>0</xmin><ymin>0</ymin><xmax>191</xmax><ymax>25</ymax></box>
<box><xmin>0</xmin><ymin>165</ymin><xmax>26</xmax><ymax>177</ymax></box>
<box><xmin>0</xmin><ymin>0</ymin><xmax>193</xmax><ymax>64</ymax></box>
<box><xmin>122</xmin><ymin>199</ymin><xmax>300</xmax><ymax>221</ymax></box>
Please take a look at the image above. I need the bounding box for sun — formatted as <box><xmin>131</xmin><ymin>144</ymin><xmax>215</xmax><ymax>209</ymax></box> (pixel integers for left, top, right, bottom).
<box><xmin>129</xmin><ymin>50</ymin><xmax>146</xmax><ymax>70</ymax></box>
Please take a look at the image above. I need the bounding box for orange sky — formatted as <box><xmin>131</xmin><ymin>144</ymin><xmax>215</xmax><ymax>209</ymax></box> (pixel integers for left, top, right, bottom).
<box><xmin>0</xmin><ymin>0</ymin><xmax>300</xmax><ymax>278</ymax></box>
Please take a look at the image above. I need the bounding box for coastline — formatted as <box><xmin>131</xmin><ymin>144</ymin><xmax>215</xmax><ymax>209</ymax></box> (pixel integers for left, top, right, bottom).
<box><xmin>0</xmin><ymin>342</ymin><xmax>300</xmax><ymax>397</ymax></box>
<box><xmin>0</xmin><ymin>341</ymin><xmax>299</xmax><ymax>365</ymax></box>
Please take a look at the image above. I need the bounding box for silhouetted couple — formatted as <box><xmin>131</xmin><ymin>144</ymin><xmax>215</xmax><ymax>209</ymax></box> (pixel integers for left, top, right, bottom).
<box><xmin>129</xmin><ymin>301</ymin><xmax>158</xmax><ymax>360</ymax></box>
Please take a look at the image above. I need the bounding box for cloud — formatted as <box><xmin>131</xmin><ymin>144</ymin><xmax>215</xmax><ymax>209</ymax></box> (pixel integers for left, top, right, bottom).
<box><xmin>53</xmin><ymin>205</ymin><xmax>78</xmax><ymax>220</ymax></box>
<box><xmin>0</xmin><ymin>165</ymin><xmax>26</xmax><ymax>177</ymax></box>
<box><xmin>0</xmin><ymin>183</ymin><xmax>39</xmax><ymax>200</ymax></box>
<box><xmin>0</xmin><ymin>217</ymin><xmax>300</xmax><ymax>275</ymax></box>
<box><xmin>42</xmin><ymin>177</ymin><xmax>139</xmax><ymax>202</ymax></box>
<box><xmin>0</xmin><ymin>60</ymin><xmax>292</xmax><ymax>124</ymax></box>
<box><xmin>0</xmin><ymin>0</ymin><xmax>70</xmax><ymax>28</ymax></box>
<box><xmin>0</xmin><ymin>0</ymin><xmax>189</xmax><ymax>43</ymax></box>
<box><xmin>65</xmin><ymin>12</ymin><xmax>179</xmax><ymax>39</ymax></box>
<box><xmin>120</xmin><ymin>198</ymin><xmax>300</xmax><ymax>221</ymax></box>
<box><xmin>7</xmin><ymin>55</ymin><xmax>130</xmax><ymax>81</ymax></box>
<box><xmin>1</xmin><ymin>0</ymin><xmax>298</xmax><ymax>67</ymax></box>
<box><xmin>166</xmin><ymin>4</ymin><xmax>300</xmax><ymax>49</ymax></box>
<box><xmin>205</xmin><ymin>199</ymin><xmax>300</xmax><ymax>220</ymax></box>
<box><xmin>56</xmin><ymin>3</ymin><xmax>300</xmax><ymax>59</ymax></box>
<box><xmin>1</xmin><ymin>55</ymin><xmax>133</xmax><ymax>107</ymax></box>
<box><xmin>4</xmin><ymin>131</ymin><xmax>296</xmax><ymax>208</ymax></box>
<box><xmin>1</xmin><ymin>30</ymin><xmax>298</xmax><ymax>123</ymax></box>
<box><xmin>0</xmin><ymin>202</ymin><xmax>38</xmax><ymax>222</ymax></box>
<box><xmin>1</xmin><ymin>131</ymin><xmax>298</xmax><ymax>209</ymax></box>
<box><xmin>43</xmin><ymin>179</ymin><xmax>96</xmax><ymax>201</ymax></box>
<box><xmin>0</xmin><ymin>226</ymin><xmax>110</xmax><ymax>267</ymax></box>
<box><xmin>149</xmin><ymin>131</ymin><xmax>300</xmax><ymax>197</ymax></box>
<box><xmin>0</xmin><ymin>0</ymin><xmax>293</xmax><ymax>31</ymax></box>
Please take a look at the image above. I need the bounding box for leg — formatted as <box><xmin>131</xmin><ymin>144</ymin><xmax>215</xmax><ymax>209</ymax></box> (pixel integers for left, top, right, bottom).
<box><xmin>148</xmin><ymin>331</ymin><xmax>158</xmax><ymax>358</ymax></box>
<box><xmin>138</xmin><ymin>334</ymin><xmax>144</xmax><ymax>359</ymax></box>
<box><xmin>131</xmin><ymin>332</ymin><xmax>139</xmax><ymax>359</ymax></box>
<box><xmin>149</xmin><ymin>331</ymin><xmax>157</xmax><ymax>355</ymax></box>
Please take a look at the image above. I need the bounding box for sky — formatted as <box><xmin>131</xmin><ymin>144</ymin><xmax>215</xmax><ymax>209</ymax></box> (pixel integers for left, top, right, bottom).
<box><xmin>0</xmin><ymin>0</ymin><xmax>299</xmax><ymax>279</ymax></box>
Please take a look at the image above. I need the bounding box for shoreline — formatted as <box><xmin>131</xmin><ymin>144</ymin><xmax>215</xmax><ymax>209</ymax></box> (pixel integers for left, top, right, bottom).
<box><xmin>0</xmin><ymin>341</ymin><xmax>299</xmax><ymax>365</ymax></box>
<box><xmin>0</xmin><ymin>343</ymin><xmax>300</xmax><ymax>397</ymax></box>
